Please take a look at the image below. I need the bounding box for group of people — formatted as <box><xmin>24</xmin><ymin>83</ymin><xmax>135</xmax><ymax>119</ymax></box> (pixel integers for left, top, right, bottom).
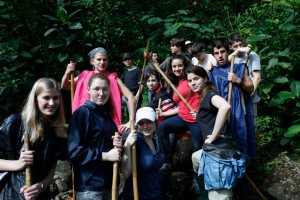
<box><xmin>0</xmin><ymin>33</ymin><xmax>261</xmax><ymax>200</ymax></box>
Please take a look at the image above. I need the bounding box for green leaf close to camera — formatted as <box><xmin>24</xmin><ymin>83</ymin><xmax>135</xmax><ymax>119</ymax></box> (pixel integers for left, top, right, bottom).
<box><xmin>284</xmin><ymin>124</ymin><xmax>300</xmax><ymax>138</ymax></box>
<box><xmin>48</xmin><ymin>41</ymin><xmax>64</xmax><ymax>48</ymax></box>
<box><xmin>68</xmin><ymin>22</ymin><xmax>83</xmax><ymax>30</ymax></box>
<box><xmin>268</xmin><ymin>98</ymin><xmax>285</xmax><ymax>106</ymax></box>
<box><xmin>58</xmin><ymin>52</ymin><xmax>68</xmax><ymax>62</ymax></box>
<box><xmin>148</xmin><ymin>17</ymin><xmax>162</xmax><ymax>25</ymax></box>
<box><xmin>44</xmin><ymin>28</ymin><xmax>58</xmax><ymax>37</ymax></box>
<box><xmin>57</xmin><ymin>7</ymin><xmax>68</xmax><ymax>21</ymax></box>
<box><xmin>261</xmin><ymin>83</ymin><xmax>273</xmax><ymax>94</ymax></box>
<box><xmin>277</xmin><ymin>91</ymin><xmax>295</xmax><ymax>100</ymax></box>
<box><xmin>20</xmin><ymin>51</ymin><xmax>32</xmax><ymax>58</ymax></box>
<box><xmin>291</xmin><ymin>81</ymin><xmax>300</xmax><ymax>97</ymax></box>
<box><xmin>274</xmin><ymin>76</ymin><xmax>289</xmax><ymax>84</ymax></box>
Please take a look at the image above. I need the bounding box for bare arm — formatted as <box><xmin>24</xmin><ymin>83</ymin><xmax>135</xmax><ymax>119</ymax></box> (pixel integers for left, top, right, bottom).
<box><xmin>61</xmin><ymin>62</ymin><xmax>78</xmax><ymax>89</ymax></box>
<box><xmin>120</xmin><ymin>131</ymin><xmax>137</xmax><ymax>179</ymax></box>
<box><xmin>252</xmin><ymin>70</ymin><xmax>261</xmax><ymax>93</ymax></box>
<box><xmin>117</xmin><ymin>78</ymin><xmax>136</xmax><ymax>121</ymax></box>
<box><xmin>20</xmin><ymin>163</ymin><xmax>57</xmax><ymax>200</ymax></box>
<box><xmin>228</xmin><ymin>67</ymin><xmax>254</xmax><ymax>94</ymax></box>
<box><xmin>0</xmin><ymin>150</ymin><xmax>34</xmax><ymax>171</ymax></box>
<box><xmin>158</xmin><ymin>107</ymin><xmax>179</xmax><ymax>117</ymax></box>
<box><xmin>206</xmin><ymin>95</ymin><xmax>231</xmax><ymax>144</ymax></box>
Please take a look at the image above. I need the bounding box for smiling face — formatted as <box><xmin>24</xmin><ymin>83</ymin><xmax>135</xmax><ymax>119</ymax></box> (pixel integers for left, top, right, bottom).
<box><xmin>171</xmin><ymin>58</ymin><xmax>185</xmax><ymax>79</ymax></box>
<box><xmin>187</xmin><ymin>72</ymin><xmax>207</xmax><ymax>93</ymax></box>
<box><xmin>146</xmin><ymin>75</ymin><xmax>160</xmax><ymax>91</ymax></box>
<box><xmin>213</xmin><ymin>47</ymin><xmax>228</xmax><ymax>66</ymax></box>
<box><xmin>137</xmin><ymin>119</ymin><xmax>156</xmax><ymax>137</ymax></box>
<box><xmin>91</xmin><ymin>52</ymin><xmax>109</xmax><ymax>72</ymax></box>
<box><xmin>37</xmin><ymin>89</ymin><xmax>60</xmax><ymax>118</ymax></box>
<box><xmin>88</xmin><ymin>78</ymin><xmax>110</xmax><ymax>105</ymax></box>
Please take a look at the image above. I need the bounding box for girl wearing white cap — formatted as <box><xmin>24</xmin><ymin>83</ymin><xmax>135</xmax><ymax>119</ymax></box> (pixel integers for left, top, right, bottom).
<box><xmin>61</xmin><ymin>47</ymin><xmax>135</xmax><ymax>132</ymax></box>
<box><xmin>120</xmin><ymin>107</ymin><xmax>166</xmax><ymax>200</ymax></box>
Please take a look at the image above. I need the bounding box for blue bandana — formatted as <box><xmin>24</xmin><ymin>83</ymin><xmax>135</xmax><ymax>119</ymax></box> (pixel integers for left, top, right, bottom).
<box><xmin>88</xmin><ymin>47</ymin><xmax>107</xmax><ymax>59</ymax></box>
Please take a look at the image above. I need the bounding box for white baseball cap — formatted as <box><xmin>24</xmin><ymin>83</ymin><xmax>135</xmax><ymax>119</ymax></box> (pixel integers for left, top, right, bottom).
<box><xmin>135</xmin><ymin>107</ymin><xmax>156</xmax><ymax>124</ymax></box>
<box><xmin>185</xmin><ymin>40</ymin><xmax>193</xmax><ymax>46</ymax></box>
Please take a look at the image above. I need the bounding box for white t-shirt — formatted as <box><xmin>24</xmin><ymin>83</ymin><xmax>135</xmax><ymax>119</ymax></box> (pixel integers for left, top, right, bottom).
<box><xmin>191</xmin><ymin>54</ymin><xmax>217</xmax><ymax>69</ymax></box>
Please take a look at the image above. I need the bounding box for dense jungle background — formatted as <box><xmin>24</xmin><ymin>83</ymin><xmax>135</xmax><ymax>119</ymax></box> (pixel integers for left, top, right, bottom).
<box><xmin>0</xmin><ymin>0</ymin><xmax>299</xmax><ymax>199</ymax></box>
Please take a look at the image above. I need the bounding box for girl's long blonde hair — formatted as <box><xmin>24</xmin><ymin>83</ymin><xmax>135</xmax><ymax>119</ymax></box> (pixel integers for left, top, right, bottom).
<box><xmin>21</xmin><ymin>78</ymin><xmax>66</xmax><ymax>142</ymax></box>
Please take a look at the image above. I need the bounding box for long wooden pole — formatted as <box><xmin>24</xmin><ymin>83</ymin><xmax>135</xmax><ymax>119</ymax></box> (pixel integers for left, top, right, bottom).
<box><xmin>70</xmin><ymin>60</ymin><xmax>76</xmax><ymax>200</ymax></box>
<box><xmin>24</xmin><ymin>132</ymin><xmax>31</xmax><ymax>188</ymax></box>
<box><xmin>112</xmin><ymin>132</ymin><xmax>120</xmax><ymax>200</ymax></box>
<box><xmin>136</xmin><ymin>39</ymin><xmax>150</xmax><ymax>106</ymax></box>
<box><xmin>70</xmin><ymin>61</ymin><xmax>75</xmax><ymax>104</ymax></box>
<box><xmin>157</xmin><ymin>98</ymin><xmax>162</xmax><ymax>119</ymax></box>
<box><xmin>130</xmin><ymin>120</ymin><xmax>138</xmax><ymax>200</ymax></box>
<box><xmin>151</xmin><ymin>62</ymin><xmax>194</xmax><ymax>112</ymax></box>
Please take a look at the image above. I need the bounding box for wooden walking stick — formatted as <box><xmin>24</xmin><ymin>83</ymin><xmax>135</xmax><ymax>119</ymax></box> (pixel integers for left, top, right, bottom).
<box><xmin>227</xmin><ymin>56</ymin><xmax>267</xmax><ymax>200</ymax></box>
<box><xmin>151</xmin><ymin>62</ymin><xmax>194</xmax><ymax>112</ymax></box>
<box><xmin>130</xmin><ymin>120</ymin><xmax>139</xmax><ymax>200</ymax></box>
<box><xmin>227</xmin><ymin>55</ymin><xmax>235</xmax><ymax>124</ymax></box>
<box><xmin>70</xmin><ymin>61</ymin><xmax>75</xmax><ymax>104</ymax></box>
<box><xmin>24</xmin><ymin>132</ymin><xmax>32</xmax><ymax>188</ymax></box>
<box><xmin>67</xmin><ymin>61</ymin><xmax>76</xmax><ymax>200</ymax></box>
<box><xmin>112</xmin><ymin>132</ymin><xmax>120</xmax><ymax>200</ymax></box>
<box><xmin>135</xmin><ymin>39</ymin><xmax>150</xmax><ymax>106</ymax></box>
<box><xmin>157</xmin><ymin>98</ymin><xmax>162</xmax><ymax>119</ymax></box>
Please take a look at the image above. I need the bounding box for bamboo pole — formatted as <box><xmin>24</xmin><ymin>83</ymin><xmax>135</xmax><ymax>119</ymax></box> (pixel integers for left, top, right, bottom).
<box><xmin>130</xmin><ymin>120</ymin><xmax>138</xmax><ymax>200</ymax></box>
<box><xmin>151</xmin><ymin>62</ymin><xmax>194</xmax><ymax>112</ymax></box>
<box><xmin>70</xmin><ymin>61</ymin><xmax>75</xmax><ymax>104</ymax></box>
<box><xmin>112</xmin><ymin>132</ymin><xmax>120</xmax><ymax>200</ymax></box>
<box><xmin>69</xmin><ymin>60</ymin><xmax>76</xmax><ymax>200</ymax></box>
<box><xmin>136</xmin><ymin>39</ymin><xmax>150</xmax><ymax>106</ymax></box>
<box><xmin>157</xmin><ymin>98</ymin><xmax>162</xmax><ymax>119</ymax></box>
<box><xmin>24</xmin><ymin>132</ymin><xmax>31</xmax><ymax>188</ymax></box>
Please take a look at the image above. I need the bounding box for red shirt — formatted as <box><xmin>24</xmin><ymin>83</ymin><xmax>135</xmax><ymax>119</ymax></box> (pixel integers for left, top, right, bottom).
<box><xmin>173</xmin><ymin>80</ymin><xmax>200</xmax><ymax>123</ymax></box>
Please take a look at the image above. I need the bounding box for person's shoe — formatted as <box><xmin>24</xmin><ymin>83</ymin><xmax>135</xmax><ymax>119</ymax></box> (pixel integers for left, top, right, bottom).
<box><xmin>159</xmin><ymin>163</ymin><xmax>172</xmax><ymax>175</ymax></box>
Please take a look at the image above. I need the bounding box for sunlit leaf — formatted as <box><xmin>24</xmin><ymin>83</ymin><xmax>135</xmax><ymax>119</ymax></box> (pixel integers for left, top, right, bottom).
<box><xmin>182</xmin><ymin>23</ymin><xmax>200</xmax><ymax>29</ymax></box>
<box><xmin>57</xmin><ymin>7</ymin><xmax>68</xmax><ymax>21</ymax></box>
<box><xmin>68</xmin><ymin>22</ymin><xmax>83</xmax><ymax>29</ymax></box>
<box><xmin>291</xmin><ymin>81</ymin><xmax>300</xmax><ymax>96</ymax></box>
<box><xmin>177</xmin><ymin>10</ymin><xmax>188</xmax><ymax>15</ymax></box>
<box><xmin>246</xmin><ymin>34</ymin><xmax>272</xmax><ymax>42</ymax></box>
<box><xmin>277</xmin><ymin>91</ymin><xmax>295</xmax><ymax>100</ymax></box>
<box><xmin>43</xmin><ymin>15</ymin><xmax>60</xmax><ymax>21</ymax></box>
<box><xmin>58</xmin><ymin>52</ymin><xmax>68</xmax><ymax>62</ymax></box>
<box><xmin>68</xmin><ymin>9</ymin><xmax>82</xmax><ymax>19</ymax></box>
<box><xmin>268</xmin><ymin>98</ymin><xmax>285</xmax><ymax>106</ymax></box>
<box><xmin>164</xmin><ymin>18</ymin><xmax>176</xmax><ymax>23</ymax></box>
<box><xmin>284</xmin><ymin>124</ymin><xmax>300</xmax><ymax>138</ymax></box>
<box><xmin>280</xmin><ymin>137</ymin><xmax>290</xmax><ymax>146</ymax></box>
<box><xmin>266</xmin><ymin>58</ymin><xmax>278</xmax><ymax>69</ymax></box>
<box><xmin>48</xmin><ymin>41</ymin><xmax>64</xmax><ymax>48</ymax></box>
<box><xmin>44</xmin><ymin>28</ymin><xmax>58</xmax><ymax>37</ymax></box>
<box><xmin>261</xmin><ymin>83</ymin><xmax>273</xmax><ymax>94</ymax></box>
<box><xmin>148</xmin><ymin>17</ymin><xmax>162</xmax><ymax>25</ymax></box>
<box><xmin>163</xmin><ymin>29</ymin><xmax>177</xmax><ymax>37</ymax></box>
<box><xmin>20</xmin><ymin>51</ymin><xmax>32</xmax><ymax>58</ymax></box>
<box><xmin>67</xmin><ymin>34</ymin><xmax>77</xmax><ymax>46</ymax></box>
<box><xmin>277</xmin><ymin>48</ymin><xmax>290</xmax><ymax>57</ymax></box>
<box><xmin>277</xmin><ymin>62</ymin><xmax>291</xmax><ymax>69</ymax></box>
<box><xmin>274</xmin><ymin>76</ymin><xmax>289</xmax><ymax>84</ymax></box>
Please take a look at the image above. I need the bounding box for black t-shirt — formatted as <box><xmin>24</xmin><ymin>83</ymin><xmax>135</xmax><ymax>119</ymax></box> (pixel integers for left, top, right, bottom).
<box><xmin>196</xmin><ymin>90</ymin><xmax>227</xmax><ymax>140</ymax></box>
<box><xmin>121</xmin><ymin>67</ymin><xmax>142</xmax><ymax>95</ymax></box>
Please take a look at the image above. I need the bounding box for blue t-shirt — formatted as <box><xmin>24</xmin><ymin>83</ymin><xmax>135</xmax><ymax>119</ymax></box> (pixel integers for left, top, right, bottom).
<box><xmin>121</xmin><ymin>133</ymin><xmax>165</xmax><ymax>200</ymax></box>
